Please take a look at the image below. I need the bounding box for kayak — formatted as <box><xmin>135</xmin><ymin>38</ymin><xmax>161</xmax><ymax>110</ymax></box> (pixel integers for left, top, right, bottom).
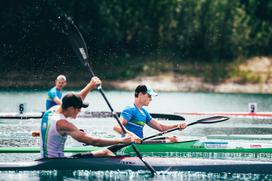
<box><xmin>1</xmin><ymin>140</ymin><xmax>272</xmax><ymax>154</ymax></box>
<box><xmin>0</xmin><ymin>156</ymin><xmax>271</xmax><ymax>174</ymax></box>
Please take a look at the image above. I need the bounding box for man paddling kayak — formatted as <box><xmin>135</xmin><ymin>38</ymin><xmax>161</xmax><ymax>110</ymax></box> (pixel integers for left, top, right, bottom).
<box><xmin>113</xmin><ymin>84</ymin><xmax>187</xmax><ymax>142</ymax></box>
<box><xmin>40</xmin><ymin>77</ymin><xmax>136</xmax><ymax>158</ymax></box>
<box><xmin>45</xmin><ymin>75</ymin><xmax>67</xmax><ymax>110</ymax></box>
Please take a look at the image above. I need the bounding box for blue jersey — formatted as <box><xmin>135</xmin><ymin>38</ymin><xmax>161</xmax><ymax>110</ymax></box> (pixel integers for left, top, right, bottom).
<box><xmin>46</xmin><ymin>87</ymin><xmax>62</xmax><ymax>110</ymax></box>
<box><xmin>121</xmin><ymin>104</ymin><xmax>152</xmax><ymax>138</ymax></box>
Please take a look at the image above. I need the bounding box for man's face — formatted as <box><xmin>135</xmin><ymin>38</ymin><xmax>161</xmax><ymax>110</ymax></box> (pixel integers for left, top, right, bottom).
<box><xmin>139</xmin><ymin>92</ymin><xmax>152</xmax><ymax>106</ymax></box>
<box><xmin>67</xmin><ymin>107</ymin><xmax>81</xmax><ymax>119</ymax></box>
<box><xmin>55</xmin><ymin>79</ymin><xmax>66</xmax><ymax>90</ymax></box>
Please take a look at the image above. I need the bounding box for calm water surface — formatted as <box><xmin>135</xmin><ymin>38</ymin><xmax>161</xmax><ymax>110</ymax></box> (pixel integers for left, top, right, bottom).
<box><xmin>0</xmin><ymin>90</ymin><xmax>272</xmax><ymax>180</ymax></box>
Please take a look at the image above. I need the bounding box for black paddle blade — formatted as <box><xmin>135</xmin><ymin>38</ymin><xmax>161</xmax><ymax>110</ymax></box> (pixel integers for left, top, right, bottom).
<box><xmin>61</xmin><ymin>16</ymin><xmax>89</xmax><ymax>67</ymax></box>
<box><xmin>188</xmin><ymin>116</ymin><xmax>229</xmax><ymax>126</ymax></box>
<box><xmin>150</xmin><ymin>113</ymin><xmax>185</xmax><ymax>120</ymax></box>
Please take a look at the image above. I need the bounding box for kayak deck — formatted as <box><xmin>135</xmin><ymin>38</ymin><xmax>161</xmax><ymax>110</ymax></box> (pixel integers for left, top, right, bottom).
<box><xmin>0</xmin><ymin>156</ymin><xmax>271</xmax><ymax>174</ymax></box>
<box><xmin>117</xmin><ymin>140</ymin><xmax>272</xmax><ymax>154</ymax></box>
<box><xmin>1</xmin><ymin>140</ymin><xmax>272</xmax><ymax>154</ymax></box>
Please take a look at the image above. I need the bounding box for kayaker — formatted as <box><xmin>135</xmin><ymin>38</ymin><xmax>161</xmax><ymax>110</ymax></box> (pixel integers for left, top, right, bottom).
<box><xmin>113</xmin><ymin>84</ymin><xmax>187</xmax><ymax>143</ymax></box>
<box><xmin>40</xmin><ymin>76</ymin><xmax>137</xmax><ymax>158</ymax></box>
<box><xmin>45</xmin><ymin>75</ymin><xmax>67</xmax><ymax>110</ymax></box>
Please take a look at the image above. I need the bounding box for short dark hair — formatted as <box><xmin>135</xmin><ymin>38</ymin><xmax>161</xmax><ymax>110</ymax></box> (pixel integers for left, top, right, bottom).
<box><xmin>62</xmin><ymin>93</ymin><xmax>89</xmax><ymax>109</ymax></box>
<box><xmin>135</xmin><ymin>85</ymin><xmax>147</xmax><ymax>97</ymax></box>
<box><xmin>134</xmin><ymin>84</ymin><xmax>158</xmax><ymax>97</ymax></box>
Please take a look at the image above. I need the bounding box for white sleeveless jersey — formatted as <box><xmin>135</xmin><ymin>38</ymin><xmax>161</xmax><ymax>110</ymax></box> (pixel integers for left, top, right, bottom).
<box><xmin>40</xmin><ymin>110</ymin><xmax>67</xmax><ymax>158</ymax></box>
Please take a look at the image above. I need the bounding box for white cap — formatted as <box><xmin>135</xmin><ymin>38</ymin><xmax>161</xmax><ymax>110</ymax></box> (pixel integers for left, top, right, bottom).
<box><xmin>146</xmin><ymin>85</ymin><xmax>158</xmax><ymax>96</ymax></box>
<box><xmin>56</xmin><ymin>75</ymin><xmax>66</xmax><ymax>82</ymax></box>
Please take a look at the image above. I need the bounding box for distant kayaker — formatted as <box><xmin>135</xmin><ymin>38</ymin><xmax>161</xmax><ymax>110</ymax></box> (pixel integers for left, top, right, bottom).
<box><xmin>40</xmin><ymin>76</ymin><xmax>137</xmax><ymax>158</ymax></box>
<box><xmin>113</xmin><ymin>84</ymin><xmax>187</xmax><ymax>143</ymax></box>
<box><xmin>45</xmin><ymin>75</ymin><xmax>67</xmax><ymax>110</ymax></box>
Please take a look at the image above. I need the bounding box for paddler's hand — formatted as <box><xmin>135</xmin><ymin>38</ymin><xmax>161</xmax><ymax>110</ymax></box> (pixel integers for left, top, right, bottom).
<box><xmin>166</xmin><ymin>136</ymin><xmax>179</xmax><ymax>143</ymax></box>
<box><xmin>177</xmin><ymin>122</ymin><xmax>187</xmax><ymax>130</ymax></box>
<box><xmin>126</xmin><ymin>132</ymin><xmax>141</xmax><ymax>144</ymax></box>
<box><xmin>89</xmin><ymin>76</ymin><xmax>101</xmax><ymax>89</ymax></box>
<box><xmin>119</xmin><ymin>136</ymin><xmax>132</xmax><ymax>144</ymax></box>
<box><xmin>131</xmin><ymin>136</ymin><xmax>141</xmax><ymax>144</ymax></box>
<box><xmin>119</xmin><ymin>134</ymin><xmax>141</xmax><ymax>144</ymax></box>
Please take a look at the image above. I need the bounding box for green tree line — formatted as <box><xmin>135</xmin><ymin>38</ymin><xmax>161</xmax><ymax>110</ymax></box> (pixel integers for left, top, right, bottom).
<box><xmin>1</xmin><ymin>0</ymin><xmax>272</xmax><ymax>75</ymax></box>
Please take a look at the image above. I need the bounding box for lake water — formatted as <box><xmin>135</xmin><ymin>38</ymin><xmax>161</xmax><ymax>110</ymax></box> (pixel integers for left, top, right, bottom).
<box><xmin>0</xmin><ymin>89</ymin><xmax>272</xmax><ymax>180</ymax></box>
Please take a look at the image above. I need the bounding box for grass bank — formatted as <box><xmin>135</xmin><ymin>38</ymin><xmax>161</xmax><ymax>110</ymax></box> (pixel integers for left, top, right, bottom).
<box><xmin>1</xmin><ymin>56</ymin><xmax>272</xmax><ymax>93</ymax></box>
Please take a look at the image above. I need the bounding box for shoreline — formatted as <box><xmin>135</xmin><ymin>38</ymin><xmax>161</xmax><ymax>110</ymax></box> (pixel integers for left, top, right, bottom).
<box><xmin>0</xmin><ymin>73</ymin><xmax>271</xmax><ymax>94</ymax></box>
<box><xmin>1</xmin><ymin>56</ymin><xmax>272</xmax><ymax>94</ymax></box>
<box><xmin>104</xmin><ymin>74</ymin><xmax>272</xmax><ymax>94</ymax></box>
<box><xmin>1</xmin><ymin>77</ymin><xmax>271</xmax><ymax>94</ymax></box>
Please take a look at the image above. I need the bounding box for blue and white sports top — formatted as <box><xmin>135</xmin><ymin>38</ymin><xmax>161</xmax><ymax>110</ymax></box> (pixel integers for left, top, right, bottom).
<box><xmin>121</xmin><ymin>104</ymin><xmax>153</xmax><ymax>138</ymax></box>
<box><xmin>46</xmin><ymin>87</ymin><xmax>62</xmax><ymax>110</ymax></box>
<box><xmin>40</xmin><ymin>110</ymin><xmax>67</xmax><ymax>158</ymax></box>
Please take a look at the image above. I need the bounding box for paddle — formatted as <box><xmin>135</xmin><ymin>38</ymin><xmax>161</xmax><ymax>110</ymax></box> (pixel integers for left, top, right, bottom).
<box><xmin>0</xmin><ymin>111</ymin><xmax>184</xmax><ymax>120</ymax></box>
<box><xmin>107</xmin><ymin>116</ymin><xmax>229</xmax><ymax>152</ymax></box>
<box><xmin>142</xmin><ymin>116</ymin><xmax>229</xmax><ymax>142</ymax></box>
<box><xmin>82</xmin><ymin>111</ymin><xmax>184</xmax><ymax>120</ymax></box>
<box><xmin>63</xmin><ymin>16</ymin><xmax>156</xmax><ymax>176</ymax></box>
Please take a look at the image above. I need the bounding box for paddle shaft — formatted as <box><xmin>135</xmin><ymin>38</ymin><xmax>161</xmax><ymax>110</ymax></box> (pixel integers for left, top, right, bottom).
<box><xmin>142</xmin><ymin>128</ymin><xmax>179</xmax><ymax>142</ymax></box>
<box><xmin>109</xmin><ymin>117</ymin><xmax>216</xmax><ymax>151</ymax></box>
<box><xmin>84</xmin><ymin>64</ymin><xmax>126</xmax><ymax>132</ymax></box>
<box><xmin>142</xmin><ymin>121</ymin><xmax>196</xmax><ymax>141</ymax></box>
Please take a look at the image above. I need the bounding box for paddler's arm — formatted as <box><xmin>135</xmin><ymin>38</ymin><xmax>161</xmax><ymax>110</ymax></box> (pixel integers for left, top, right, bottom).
<box><xmin>57</xmin><ymin>119</ymin><xmax>132</xmax><ymax>146</ymax></box>
<box><xmin>113</xmin><ymin>117</ymin><xmax>140</xmax><ymax>140</ymax></box>
<box><xmin>147</xmin><ymin>119</ymin><xmax>187</xmax><ymax>132</ymax></box>
<box><xmin>74</xmin><ymin>132</ymin><xmax>132</xmax><ymax>147</ymax></box>
<box><xmin>48</xmin><ymin>89</ymin><xmax>62</xmax><ymax>105</ymax></box>
<box><xmin>79</xmin><ymin>76</ymin><xmax>101</xmax><ymax>100</ymax></box>
<box><xmin>53</xmin><ymin>97</ymin><xmax>62</xmax><ymax>105</ymax></box>
<box><xmin>147</xmin><ymin>119</ymin><xmax>187</xmax><ymax>143</ymax></box>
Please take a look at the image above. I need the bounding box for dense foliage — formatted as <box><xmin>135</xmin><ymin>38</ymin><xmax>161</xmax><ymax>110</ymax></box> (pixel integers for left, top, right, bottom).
<box><xmin>1</xmin><ymin>0</ymin><xmax>272</xmax><ymax>77</ymax></box>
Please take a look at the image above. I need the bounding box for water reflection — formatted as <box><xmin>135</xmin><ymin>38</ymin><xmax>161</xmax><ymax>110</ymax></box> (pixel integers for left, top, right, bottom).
<box><xmin>0</xmin><ymin>170</ymin><xmax>271</xmax><ymax>181</ymax></box>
